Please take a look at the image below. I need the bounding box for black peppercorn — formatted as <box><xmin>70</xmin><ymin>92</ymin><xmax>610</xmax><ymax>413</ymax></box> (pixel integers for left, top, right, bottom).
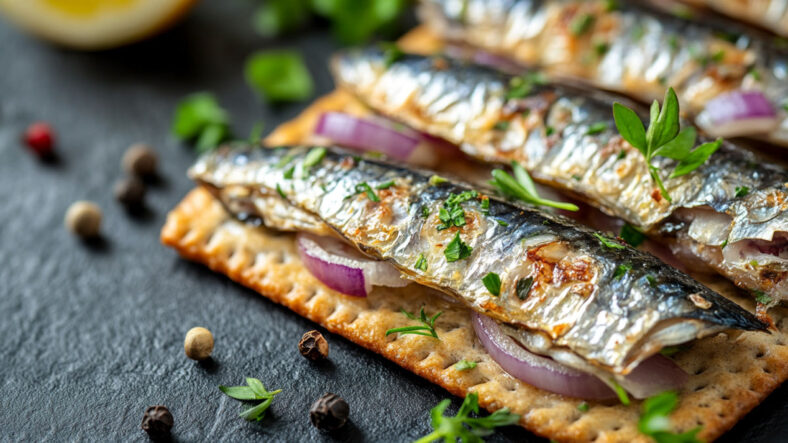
<box><xmin>141</xmin><ymin>405</ymin><xmax>173</xmax><ymax>439</ymax></box>
<box><xmin>299</xmin><ymin>330</ymin><xmax>329</xmax><ymax>361</ymax></box>
<box><xmin>114</xmin><ymin>176</ymin><xmax>146</xmax><ymax>208</ymax></box>
<box><xmin>309</xmin><ymin>393</ymin><xmax>349</xmax><ymax>431</ymax></box>
<box><xmin>123</xmin><ymin>143</ymin><xmax>158</xmax><ymax>177</ymax></box>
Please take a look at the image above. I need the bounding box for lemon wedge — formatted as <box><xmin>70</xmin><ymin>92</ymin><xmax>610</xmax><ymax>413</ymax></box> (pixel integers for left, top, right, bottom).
<box><xmin>0</xmin><ymin>0</ymin><xmax>198</xmax><ymax>50</ymax></box>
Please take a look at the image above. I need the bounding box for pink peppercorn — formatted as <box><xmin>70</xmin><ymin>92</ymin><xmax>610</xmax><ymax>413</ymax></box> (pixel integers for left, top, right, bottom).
<box><xmin>23</xmin><ymin>122</ymin><xmax>55</xmax><ymax>157</ymax></box>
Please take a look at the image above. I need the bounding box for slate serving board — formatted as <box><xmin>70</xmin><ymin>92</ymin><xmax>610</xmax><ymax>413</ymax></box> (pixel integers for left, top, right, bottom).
<box><xmin>1</xmin><ymin>2</ymin><xmax>786</xmax><ymax>442</ymax></box>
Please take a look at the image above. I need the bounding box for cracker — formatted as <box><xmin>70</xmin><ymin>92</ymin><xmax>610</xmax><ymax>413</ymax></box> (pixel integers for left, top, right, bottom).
<box><xmin>161</xmin><ymin>25</ymin><xmax>788</xmax><ymax>442</ymax></box>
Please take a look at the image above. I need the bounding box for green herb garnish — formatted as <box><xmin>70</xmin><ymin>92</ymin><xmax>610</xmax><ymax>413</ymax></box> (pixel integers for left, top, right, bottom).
<box><xmin>351</xmin><ymin>182</ymin><xmax>380</xmax><ymax>202</ymax></box>
<box><xmin>413</xmin><ymin>392</ymin><xmax>520</xmax><ymax>443</ymax></box>
<box><xmin>437</xmin><ymin>191</ymin><xmax>479</xmax><ymax>231</ymax></box>
<box><xmin>570</xmin><ymin>13</ymin><xmax>595</xmax><ymax>36</ymax></box>
<box><xmin>482</xmin><ymin>272</ymin><xmax>501</xmax><ymax>296</ymax></box>
<box><xmin>613</xmin><ymin>87</ymin><xmax>721</xmax><ymax>202</ymax></box>
<box><xmin>611</xmin><ymin>380</ymin><xmax>630</xmax><ymax>405</ymax></box>
<box><xmin>505</xmin><ymin>72</ymin><xmax>547</xmax><ymax>100</ymax></box>
<box><xmin>613</xmin><ymin>264</ymin><xmax>632</xmax><ymax>280</ymax></box>
<box><xmin>415</xmin><ymin>253</ymin><xmax>428</xmax><ymax>272</ymax></box>
<box><xmin>303</xmin><ymin>146</ymin><xmax>327</xmax><ymax>169</ymax></box>
<box><xmin>454</xmin><ymin>360</ymin><xmax>477</xmax><ymax>371</ymax></box>
<box><xmin>754</xmin><ymin>290</ymin><xmax>772</xmax><ymax>305</ymax></box>
<box><xmin>646</xmin><ymin>275</ymin><xmax>657</xmax><ymax>287</ymax></box>
<box><xmin>219</xmin><ymin>378</ymin><xmax>282</xmax><ymax>422</ymax></box>
<box><xmin>283</xmin><ymin>165</ymin><xmax>295</xmax><ymax>179</ymax></box>
<box><xmin>276</xmin><ymin>183</ymin><xmax>287</xmax><ymax>199</ymax></box>
<box><xmin>593</xmin><ymin>233</ymin><xmax>625</xmax><ymax>249</ymax></box>
<box><xmin>494</xmin><ymin>218</ymin><xmax>509</xmax><ymax>227</ymax></box>
<box><xmin>491</xmin><ymin>162</ymin><xmax>579</xmax><ymax>211</ymax></box>
<box><xmin>638</xmin><ymin>391</ymin><xmax>703</xmax><ymax>443</ymax></box>
<box><xmin>586</xmin><ymin>122</ymin><xmax>607</xmax><ymax>135</ymax></box>
<box><xmin>594</xmin><ymin>41</ymin><xmax>610</xmax><ymax>57</ymax></box>
<box><xmin>545</xmin><ymin>126</ymin><xmax>555</xmax><ymax>136</ymax></box>
<box><xmin>734</xmin><ymin>186</ymin><xmax>750</xmax><ymax>198</ymax></box>
<box><xmin>493</xmin><ymin>121</ymin><xmax>510</xmax><ymax>131</ymax></box>
<box><xmin>245</xmin><ymin>50</ymin><xmax>314</xmax><ymax>103</ymax></box>
<box><xmin>749</xmin><ymin>67</ymin><xmax>762</xmax><ymax>82</ymax></box>
<box><xmin>376</xmin><ymin>180</ymin><xmax>396</xmax><ymax>190</ymax></box>
<box><xmin>577</xmin><ymin>402</ymin><xmax>590</xmax><ymax>412</ymax></box>
<box><xmin>429</xmin><ymin>175</ymin><xmax>448</xmax><ymax>186</ymax></box>
<box><xmin>445</xmin><ymin>232</ymin><xmax>473</xmax><ymax>262</ymax></box>
<box><xmin>481</xmin><ymin>198</ymin><xmax>490</xmax><ymax>214</ymax></box>
<box><xmin>620</xmin><ymin>223</ymin><xmax>646</xmax><ymax>247</ymax></box>
<box><xmin>381</xmin><ymin>42</ymin><xmax>404</xmax><ymax>68</ymax></box>
<box><xmin>659</xmin><ymin>346</ymin><xmax>681</xmax><ymax>357</ymax></box>
<box><xmin>172</xmin><ymin>92</ymin><xmax>231</xmax><ymax>152</ymax></box>
<box><xmin>515</xmin><ymin>277</ymin><xmax>534</xmax><ymax>300</ymax></box>
<box><xmin>421</xmin><ymin>206</ymin><xmax>432</xmax><ymax>218</ymax></box>
<box><xmin>386</xmin><ymin>307</ymin><xmax>442</xmax><ymax>339</ymax></box>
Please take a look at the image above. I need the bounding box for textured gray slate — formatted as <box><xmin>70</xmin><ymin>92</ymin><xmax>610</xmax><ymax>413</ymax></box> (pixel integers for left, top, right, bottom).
<box><xmin>0</xmin><ymin>2</ymin><xmax>785</xmax><ymax>442</ymax></box>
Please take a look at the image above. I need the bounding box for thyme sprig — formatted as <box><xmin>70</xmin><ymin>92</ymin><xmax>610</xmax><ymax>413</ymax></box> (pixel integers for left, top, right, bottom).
<box><xmin>386</xmin><ymin>307</ymin><xmax>442</xmax><ymax>339</ymax></box>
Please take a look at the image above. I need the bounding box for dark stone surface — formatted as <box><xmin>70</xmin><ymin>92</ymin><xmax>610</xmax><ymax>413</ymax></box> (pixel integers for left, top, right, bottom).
<box><xmin>0</xmin><ymin>2</ymin><xmax>785</xmax><ymax>442</ymax></box>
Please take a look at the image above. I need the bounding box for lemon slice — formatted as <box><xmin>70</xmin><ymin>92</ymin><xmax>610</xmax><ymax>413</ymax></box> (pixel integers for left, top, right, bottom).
<box><xmin>0</xmin><ymin>0</ymin><xmax>198</xmax><ymax>50</ymax></box>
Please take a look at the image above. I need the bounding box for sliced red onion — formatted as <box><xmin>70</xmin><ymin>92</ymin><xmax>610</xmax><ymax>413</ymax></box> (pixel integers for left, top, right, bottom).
<box><xmin>296</xmin><ymin>233</ymin><xmax>408</xmax><ymax>297</ymax></box>
<box><xmin>315</xmin><ymin>112</ymin><xmax>419</xmax><ymax>161</ymax></box>
<box><xmin>472</xmin><ymin>313</ymin><xmax>687</xmax><ymax>400</ymax></box>
<box><xmin>697</xmin><ymin>90</ymin><xmax>778</xmax><ymax>137</ymax></box>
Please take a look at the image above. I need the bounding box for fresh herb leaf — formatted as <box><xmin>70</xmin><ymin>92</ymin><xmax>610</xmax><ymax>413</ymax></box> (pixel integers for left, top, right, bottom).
<box><xmin>312</xmin><ymin>0</ymin><xmax>409</xmax><ymax>44</ymax></box>
<box><xmin>660</xmin><ymin>346</ymin><xmax>681</xmax><ymax>357</ymax></box>
<box><xmin>283</xmin><ymin>165</ymin><xmax>295</xmax><ymax>179</ymax></box>
<box><xmin>491</xmin><ymin>164</ymin><xmax>579</xmax><ymax>211</ymax></box>
<box><xmin>594</xmin><ymin>233</ymin><xmax>625</xmax><ymax>249</ymax></box>
<box><xmin>620</xmin><ymin>224</ymin><xmax>646</xmax><ymax>247</ymax></box>
<box><xmin>245</xmin><ymin>51</ymin><xmax>314</xmax><ymax>103</ymax></box>
<box><xmin>351</xmin><ymin>182</ymin><xmax>380</xmax><ymax>202</ymax></box>
<box><xmin>303</xmin><ymin>146</ymin><xmax>327</xmax><ymax>169</ymax></box>
<box><xmin>429</xmin><ymin>175</ymin><xmax>447</xmax><ymax>186</ymax></box>
<box><xmin>569</xmin><ymin>13</ymin><xmax>595</xmax><ymax>36</ymax></box>
<box><xmin>219</xmin><ymin>378</ymin><xmax>282</xmax><ymax>422</ymax></box>
<box><xmin>754</xmin><ymin>290</ymin><xmax>772</xmax><ymax>305</ymax></box>
<box><xmin>380</xmin><ymin>42</ymin><xmax>404</xmax><ymax>68</ymax></box>
<box><xmin>638</xmin><ymin>391</ymin><xmax>703</xmax><ymax>443</ymax></box>
<box><xmin>594</xmin><ymin>41</ymin><xmax>610</xmax><ymax>56</ymax></box>
<box><xmin>376</xmin><ymin>180</ymin><xmax>396</xmax><ymax>190</ymax></box>
<box><xmin>248</xmin><ymin>122</ymin><xmax>265</xmax><ymax>144</ymax></box>
<box><xmin>454</xmin><ymin>360</ymin><xmax>477</xmax><ymax>371</ymax></box>
<box><xmin>505</xmin><ymin>72</ymin><xmax>546</xmax><ymax>100</ymax></box>
<box><xmin>611</xmin><ymin>380</ymin><xmax>630</xmax><ymax>405</ymax></box>
<box><xmin>413</xmin><ymin>392</ymin><xmax>520</xmax><ymax>443</ymax></box>
<box><xmin>437</xmin><ymin>191</ymin><xmax>479</xmax><ymax>230</ymax></box>
<box><xmin>415</xmin><ymin>253</ymin><xmax>428</xmax><ymax>272</ymax></box>
<box><xmin>515</xmin><ymin>277</ymin><xmax>534</xmax><ymax>300</ymax></box>
<box><xmin>494</xmin><ymin>218</ymin><xmax>509</xmax><ymax>226</ymax></box>
<box><xmin>481</xmin><ymin>198</ymin><xmax>490</xmax><ymax>214</ymax></box>
<box><xmin>444</xmin><ymin>232</ymin><xmax>473</xmax><ymax>262</ymax></box>
<box><xmin>545</xmin><ymin>126</ymin><xmax>555</xmax><ymax>136</ymax></box>
<box><xmin>613</xmin><ymin>264</ymin><xmax>632</xmax><ymax>280</ymax></box>
<box><xmin>586</xmin><ymin>122</ymin><xmax>607</xmax><ymax>135</ymax></box>
<box><xmin>493</xmin><ymin>121</ymin><xmax>510</xmax><ymax>131</ymax></box>
<box><xmin>613</xmin><ymin>88</ymin><xmax>721</xmax><ymax>201</ymax></box>
<box><xmin>734</xmin><ymin>186</ymin><xmax>750</xmax><ymax>198</ymax></box>
<box><xmin>482</xmin><ymin>272</ymin><xmax>502</xmax><ymax>296</ymax></box>
<box><xmin>421</xmin><ymin>205</ymin><xmax>431</xmax><ymax>218</ymax></box>
<box><xmin>577</xmin><ymin>402</ymin><xmax>590</xmax><ymax>412</ymax></box>
<box><xmin>275</xmin><ymin>153</ymin><xmax>295</xmax><ymax>169</ymax></box>
<box><xmin>386</xmin><ymin>307</ymin><xmax>442</xmax><ymax>339</ymax></box>
<box><xmin>749</xmin><ymin>66</ymin><xmax>762</xmax><ymax>82</ymax></box>
<box><xmin>276</xmin><ymin>184</ymin><xmax>287</xmax><ymax>199</ymax></box>
<box><xmin>172</xmin><ymin>92</ymin><xmax>231</xmax><ymax>152</ymax></box>
<box><xmin>646</xmin><ymin>275</ymin><xmax>657</xmax><ymax>287</ymax></box>
<box><xmin>252</xmin><ymin>0</ymin><xmax>311</xmax><ymax>37</ymax></box>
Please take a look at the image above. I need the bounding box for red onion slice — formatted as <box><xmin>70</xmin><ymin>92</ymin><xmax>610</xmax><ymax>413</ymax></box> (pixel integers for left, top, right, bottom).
<box><xmin>315</xmin><ymin>112</ymin><xmax>420</xmax><ymax>161</ymax></box>
<box><xmin>697</xmin><ymin>90</ymin><xmax>778</xmax><ymax>137</ymax></box>
<box><xmin>472</xmin><ymin>313</ymin><xmax>687</xmax><ymax>400</ymax></box>
<box><xmin>296</xmin><ymin>233</ymin><xmax>408</xmax><ymax>297</ymax></box>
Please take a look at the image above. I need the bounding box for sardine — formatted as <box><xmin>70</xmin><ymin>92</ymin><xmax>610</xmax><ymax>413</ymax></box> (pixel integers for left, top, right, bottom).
<box><xmin>418</xmin><ymin>0</ymin><xmax>788</xmax><ymax>145</ymax></box>
<box><xmin>662</xmin><ymin>0</ymin><xmax>788</xmax><ymax>38</ymax></box>
<box><xmin>331</xmin><ymin>49</ymin><xmax>788</xmax><ymax>300</ymax></box>
<box><xmin>190</xmin><ymin>145</ymin><xmax>766</xmax><ymax>379</ymax></box>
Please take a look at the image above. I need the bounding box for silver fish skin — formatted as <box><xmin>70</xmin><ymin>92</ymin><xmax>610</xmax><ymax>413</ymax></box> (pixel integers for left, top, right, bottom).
<box><xmin>665</xmin><ymin>0</ymin><xmax>788</xmax><ymax>38</ymax></box>
<box><xmin>331</xmin><ymin>49</ymin><xmax>788</xmax><ymax>301</ymax></box>
<box><xmin>190</xmin><ymin>145</ymin><xmax>766</xmax><ymax>375</ymax></box>
<box><xmin>418</xmin><ymin>0</ymin><xmax>788</xmax><ymax>146</ymax></box>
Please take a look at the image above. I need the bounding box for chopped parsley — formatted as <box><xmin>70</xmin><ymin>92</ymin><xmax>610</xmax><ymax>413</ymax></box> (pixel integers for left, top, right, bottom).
<box><xmin>545</xmin><ymin>126</ymin><xmax>555</xmax><ymax>136</ymax></box>
<box><xmin>481</xmin><ymin>197</ymin><xmax>490</xmax><ymax>214</ymax></box>
<box><xmin>613</xmin><ymin>264</ymin><xmax>632</xmax><ymax>280</ymax></box>
<box><xmin>593</xmin><ymin>233</ymin><xmax>626</xmax><ymax>249</ymax></box>
<box><xmin>569</xmin><ymin>13</ymin><xmax>595</xmax><ymax>36</ymax></box>
<box><xmin>490</xmin><ymin>162</ymin><xmax>579</xmax><ymax>211</ymax></box>
<box><xmin>283</xmin><ymin>165</ymin><xmax>295</xmax><ymax>179</ymax></box>
<box><xmin>421</xmin><ymin>205</ymin><xmax>431</xmax><ymax>218</ymax></box>
<box><xmin>638</xmin><ymin>391</ymin><xmax>702</xmax><ymax>443</ymax></box>
<box><xmin>376</xmin><ymin>180</ymin><xmax>396</xmax><ymax>190</ymax></box>
<box><xmin>414</xmin><ymin>253</ymin><xmax>428</xmax><ymax>272</ymax></box>
<box><xmin>749</xmin><ymin>67</ymin><xmax>762</xmax><ymax>82</ymax></box>
<box><xmin>734</xmin><ymin>186</ymin><xmax>750</xmax><ymax>198</ymax></box>
<box><xmin>437</xmin><ymin>191</ymin><xmax>479</xmax><ymax>231</ymax></box>
<box><xmin>380</xmin><ymin>42</ymin><xmax>404</xmax><ymax>68</ymax></box>
<box><xmin>515</xmin><ymin>277</ymin><xmax>534</xmax><ymax>300</ymax></box>
<box><xmin>593</xmin><ymin>41</ymin><xmax>610</xmax><ymax>57</ymax></box>
<box><xmin>482</xmin><ymin>272</ymin><xmax>501</xmax><ymax>296</ymax></box>
<box><xmin>505</xmin><ymin>72</ymin><xmax>547</xmax><ymax>100</ymax></box>
<box><xmin>275</xmin><ymin>153</ymin><xmax>294</xmax><ymax>169</ymax></box>
<box><xmin>454</xmin><ymin>360</ymin><xmax>477</xmax><ymax>371</ymax></box>
<box><xmin>577</xmin><ymin>402</ymin><xmax>590</xmax><ymax>412</ymax></box>
<box><xmin>754</xmin><ymin>290</ymin><xmax>772</xmax><ymax>305</ymax></box>
<box><xmin>586</xmin><ymin>122</ymin><xmax>607</xmax><ymax>135</ymax></box>
<box><xmin>171</xmin><ymin>92</ymin><xmax>231</xmax><ymax>152</ymax></box>
<box><xmin>620</xmin><ymin>223</ymin><xmax>646</xmax><ymax>247</ymax></box>
<box><xmin>646</xmin><ymin>275</ymin><xmax>657</xmax><ymax>287</ymax></box>
<box><xmin>613</xmin><ymin>87</ymin><xmax>722</xmax><ymax>202</ymax></box>
<box><xmin>444</xmin><ymin>232</ymin><xmax>473</xmax><ymax>262</ymax></box>
<box><xmin>350</xmin><ymin>182</ymin><xmax>380</xmax><ymax>202</ymax></box>
<box><xmin>494</xmin><ymin>218</ymin><xmax>509</xmax><ymax>227</ymax></box>
<box><xmin>276</xmin><ymin>183</ymin><xmax>287</xmax><ymax>199</ymax></box>
<box><xmin>386</xmin><ymin>307</ymin><xmax>442</xmax><ymax>339</ymax></box>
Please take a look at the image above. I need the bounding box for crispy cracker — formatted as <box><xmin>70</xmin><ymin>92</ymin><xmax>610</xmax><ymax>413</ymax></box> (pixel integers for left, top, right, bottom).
<box><xmin>161</xmin><ymin>26</ymin><xmax>788</xmax><ymax>443</ymax></box>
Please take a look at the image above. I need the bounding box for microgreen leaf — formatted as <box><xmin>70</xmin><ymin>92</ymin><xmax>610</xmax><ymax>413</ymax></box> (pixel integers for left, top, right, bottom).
<box><xmin>386</xmin><ymin>307</ymin><xmax>442</xmax><ymax>339</ymax></box>
<box><xmin>669</xmin><ymin>139</ymin><xmax>722</xmax><ymax>178</ymax></box>
<box><xmin>172</xmin><ymin>92</ymin><xmax>231</xmax><ymax>152</ymax></box>
<box><xmin>454</xmin><ymin>360</ymin><xmax>477</xmax><ymax>371</ymax></box>
<box><xmin>414</xmin><ymin>392</ymin><xmax>520</xmax><ymax>443</ymax></box>
<box><xmin>638</xmin><ymin>391</ymin><xmax>703</xmax><ymax>443</ymax></box>
<box><xmin>219</xmin><ymin>378</ymin><xmax>282</xmax><ymax>422</ymax></box>
<box><xmin>245</xmin><ymin>51</ymin><xmax>314</xmax><ymax>103</ymax></box>
<box><xmin>652</xmin><ymin>127</ymin><xmax>696</xmax><ymax>160</ymax></box>
<box><xmin>612</xmin><ymin>103</ymin><xmax>647</xmax><ymax>153</ymax></box>
<box><xmin>482</xmin><ymin>272</ymin><xmax>501</xmax><ymax>296</ymax></box>
<box><xmin>444</xmin><ymin>232</ymin><xmax>473</xmax><ymax>262</ymax></box>
<box><xmin>754</xmin><ymin>290</ymin><xmax>773</xmax><ymax>305</ymax></box>
<box><xmin>218</xmin><ymin>386</ymin><xmax>259</xmax><ymax>401</ymax></box>
<box><xmin>491</xmin><ymin>167</ymin><xmax>579</xmax><ymax>211</ymax></box>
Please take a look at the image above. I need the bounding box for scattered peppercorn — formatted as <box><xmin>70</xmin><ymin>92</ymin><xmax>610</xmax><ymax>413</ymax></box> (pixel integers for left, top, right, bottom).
<box><xmin>114</xmin><ymin>176</ymin><xmax>146</xmax><ymax>208</ymax></box>
<box><xmin>184</xmin><ymin>326</ymin><xmax>214</xmax><ymax>360</ymax></box>
<box><xmin>309</xmin><ymin>393</ymin><xmax>349</xmax><ymax>431</ymax></box>
<box><xmin>64</xmin><ymin>201</ymin><xmax>102</xmax><ymax>238</ymax></box>
<box><xmin>23</xmin><ymin>122</ymin><xmax>55</xmax><ymax>157</ymax></box>
<box><xmin>123</xmin><ymin>143</ymin><xmax>158</xmax><ymax>177</ymax></box>
<box><xmin>141</xmin><ymin>405</ymin><xmax>173</xmax><ymax>439</ymax></box>
<box><xmin>298</xmin><ymin>330</ymin><xmax>329</xmax><ymax>361</ymax></box>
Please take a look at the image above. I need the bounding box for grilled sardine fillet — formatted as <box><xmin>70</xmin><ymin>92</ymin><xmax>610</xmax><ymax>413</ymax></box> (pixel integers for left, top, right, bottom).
<box><xmin>666</xmin><ymin>0</ymin><xmax>788</xmax><ymax>38</ymax></box>
<box><xmin>418</xmin><ymin>0</ymin><xmax>788</xmax><ymax>146</ymax></box>
<box><xmin>190</xmin><ymin>145</ymin><xmax>766</xmax><ymax>379</ymax></box>
<box><xmin>331</xmin><ymin>50</ymin><xmax>788</xmax><ymax>301</ymax></box>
